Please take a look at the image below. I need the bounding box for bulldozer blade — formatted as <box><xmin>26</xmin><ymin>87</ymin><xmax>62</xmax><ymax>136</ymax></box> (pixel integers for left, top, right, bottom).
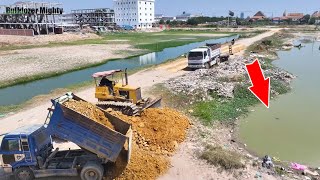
<box><xmin>145</xmin><ymin>97</ymin><xmax>162</xmax><ymax>109</ymax></box>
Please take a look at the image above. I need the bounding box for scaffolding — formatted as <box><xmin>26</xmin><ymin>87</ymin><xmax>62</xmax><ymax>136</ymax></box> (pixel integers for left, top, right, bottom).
<box><xmin>71</xmin><ymin>8</ymin><xmax>115</xmax><ymax>27</ymax></box>
<box><xmin>0</xmin><ymin>1</ymin><xmax>63</xmax><ymax>35</ymax></box>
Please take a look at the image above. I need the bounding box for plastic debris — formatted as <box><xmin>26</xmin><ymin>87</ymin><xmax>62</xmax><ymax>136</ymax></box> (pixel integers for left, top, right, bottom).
<box><xmin>291</xmin><ymin>163</ymin><xmax>307</xmax><ymax>171</ymax></box>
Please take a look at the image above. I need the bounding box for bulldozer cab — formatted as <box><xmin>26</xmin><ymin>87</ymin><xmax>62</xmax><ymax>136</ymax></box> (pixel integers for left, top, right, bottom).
<box><xmin>92</xmin><ymin>69</ymin><xmax>142</xmax><ymax>104</ymax></box>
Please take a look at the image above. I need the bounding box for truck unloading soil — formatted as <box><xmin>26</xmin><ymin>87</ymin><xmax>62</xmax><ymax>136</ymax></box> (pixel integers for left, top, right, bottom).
<box><xmin>109</xmin><ymin>108</ymin><xmax>191</xmax><ymax>153</ymax></box>
<box><xmin>106</xmin><ymin>108</ymin><xmax>191</xmax><ymax>180</ymax></box>
<box><xmin>64</xmin><ymin>99</ymin><xmax>115</xmax><ymax>130</ymax></box>
<box><xmin>63</xmin><ymin>99</ymin><xmax>190</xmax><ymax>180</ymax></box>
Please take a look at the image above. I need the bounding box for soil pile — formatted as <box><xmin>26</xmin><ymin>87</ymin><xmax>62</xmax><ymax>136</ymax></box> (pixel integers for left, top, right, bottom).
<box><xmin>64</xmin><ymin>100</ymin><xmax>115</xmax><ymax>130</ymax></box>
<box><xmin>109</xmin><ymin>144</ymin><xmax>169</xmax><ymax>180</ymax></box>
<box><xmin>109</xmin><ymin>108</ymin><xmax>191</xmax><ymax>153</ymax></box>
<box><xmin>106</xmin><ymin>107</ymin><xmax>190</xmax><ymax>180</ymax></box>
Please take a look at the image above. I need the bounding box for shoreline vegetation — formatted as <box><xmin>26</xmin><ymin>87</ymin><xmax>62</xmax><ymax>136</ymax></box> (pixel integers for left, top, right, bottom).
<box><xmin>0</xmin><ymin>30</ymin><xmax>244</xmax><ymax>89</ymax></box>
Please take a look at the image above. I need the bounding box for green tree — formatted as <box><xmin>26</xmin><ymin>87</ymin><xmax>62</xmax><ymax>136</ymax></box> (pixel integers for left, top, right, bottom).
<box><xmin>166</xmin><ymin>20</ymin><xmax>171</xmax><ymax>24</ymax></box>
<box><xmin>309</xmin><ymin>17</ymin><xmax>316</xmax><ymax>24</ymax></box>
<box><xmin>159</xmin><ymin>19</ymin><xmax>165</xmax><ymax>24</ymax></box>
<box><xmin>169</xmin><ymin>20</ymin><xmax>178</xmax><ymax>26</ymax></box>
<box><xmin>302</xmin><ymin>14</ymin><xmax>310</xmax><ymax>24</ymax></box>
<box><xmin>187</xmin><ymin>18</ymin><xmax>199</xmax><ymax>25</ymax></box>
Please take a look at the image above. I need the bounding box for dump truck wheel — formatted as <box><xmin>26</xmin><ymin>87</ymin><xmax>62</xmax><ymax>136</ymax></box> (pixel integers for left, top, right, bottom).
<box><xmin>205</xmin><ymin>63</ymin><xmax>210</xmax><ymax>69</ymax></box>
<box><xmin>14</xmin><ymin>167</ymin><xmax>34</xmax><ymax>180</ymax></box>
<box><xmin>80</xmin><ymin>162</ymin><xmax>104</xmax><ymax>180</ymax></box>
<box><xmin>216</xmin><ymin>57</ymin><xmax>220</xmax><ymax>65</ymax></box>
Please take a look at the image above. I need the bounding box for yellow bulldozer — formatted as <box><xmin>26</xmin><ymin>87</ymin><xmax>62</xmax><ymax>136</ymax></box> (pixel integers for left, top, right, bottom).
<box><xmin>92</xmin><ymin>69</ymin><xmax>162</xmax><ymax>116</ymax></box>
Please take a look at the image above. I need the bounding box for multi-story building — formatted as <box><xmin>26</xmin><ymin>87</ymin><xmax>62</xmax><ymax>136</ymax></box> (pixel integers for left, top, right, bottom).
<box><xmin>113</xmin><ymin>0</ymin><xmax>155</xmax><ymax>29</ymax></box>
<box><xmin>71</xmin><ymin>8</ymin><xmax>115</xmax><ymax>27</ymax></box>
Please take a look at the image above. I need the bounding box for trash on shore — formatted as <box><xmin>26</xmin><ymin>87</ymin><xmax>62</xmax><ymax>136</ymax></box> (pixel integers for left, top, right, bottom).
<box><xmin>262</xmin><ymin>155</ymin><xmax>274</xmax><ymax>169</ymax></box>
<box><xmin>291</xmin><ymin>163</ymin><xmax>307</xmax><ymax>171</ymax></box>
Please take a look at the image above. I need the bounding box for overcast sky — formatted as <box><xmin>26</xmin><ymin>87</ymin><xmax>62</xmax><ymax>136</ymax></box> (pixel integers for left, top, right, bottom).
<box><xmin>0</xmin><ymin>0</ymin><xmax>319</xmax><ymax>17</ymax></box>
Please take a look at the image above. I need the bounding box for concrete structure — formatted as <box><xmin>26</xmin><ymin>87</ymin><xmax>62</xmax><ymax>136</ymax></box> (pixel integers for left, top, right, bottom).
<box><xmin>0</xmin><ymin>1</ymin><xmax>64</xmax><ymax>35</ymax></box>
<box><xmin>155</xmin><ymin>14</ymin><xmax>163</xmax><ymax>22</ymax></box>
<box><xmin>240</xmin><ymin>12</ymin><xmax>245</xmax><ymax>19</ymax></box>
<box><xmin>162</xmin><ymin>16</ymin><xmax>176</xmax><ymax>22</ymax></box>
<box><xmin>175</xmin><ymin>12</ymin><xmax>202</xmax><ymax>22</ymax></box>
<box><xmin>113</xmin><ymin>0</ymin><xmax>155</xmax><ymax>29</ymax></box>
<box><xmin>285</xmin><ymin>13</ymin><xmax>304</xmax><ymax>22</ymax></box>
<box><xmin>71</xmin><ymin>8</ymin><xmax>115</xmax><ymax>27</ymax></box>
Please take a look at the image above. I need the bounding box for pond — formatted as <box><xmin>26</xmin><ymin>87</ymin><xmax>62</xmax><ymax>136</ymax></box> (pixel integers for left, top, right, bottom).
<box><xmin>240</xmin><ymin>41</ymin><xmax>320</xmax><ymax>166</ymax></box>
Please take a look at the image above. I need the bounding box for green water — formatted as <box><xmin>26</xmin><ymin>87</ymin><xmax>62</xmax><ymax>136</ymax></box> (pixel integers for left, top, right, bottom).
<box><xmin>240</xmin><ymin>42</ymin><xmax>320</xmax><ymax>166</ymax></box>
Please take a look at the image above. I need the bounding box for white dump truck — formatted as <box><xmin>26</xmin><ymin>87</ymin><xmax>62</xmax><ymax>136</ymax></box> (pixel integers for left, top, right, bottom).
<box><xmin>187</xmin><ymin>43</ymin><xmax>221</xmax><ymax>69</ymax></box>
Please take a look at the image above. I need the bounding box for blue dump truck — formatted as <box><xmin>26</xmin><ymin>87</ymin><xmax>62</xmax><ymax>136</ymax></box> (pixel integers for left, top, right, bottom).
<box><xmin>0</xmin><ymin>93</ymin><xmax>132</xmax><ymax>180</ymax></box>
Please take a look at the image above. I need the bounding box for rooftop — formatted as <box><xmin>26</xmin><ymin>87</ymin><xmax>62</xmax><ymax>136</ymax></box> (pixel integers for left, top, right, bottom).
<box><xmin>7</xmin><ymin>124</ymin><xmax>44</xmax><ymax>136</ymax></box>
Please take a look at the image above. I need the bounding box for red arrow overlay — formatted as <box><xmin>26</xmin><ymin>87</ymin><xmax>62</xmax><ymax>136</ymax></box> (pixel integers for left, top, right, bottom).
<box><xmin>245</xmin><ymin>59</ymin><xmax>270</xmax><ymax>108</ymax></box>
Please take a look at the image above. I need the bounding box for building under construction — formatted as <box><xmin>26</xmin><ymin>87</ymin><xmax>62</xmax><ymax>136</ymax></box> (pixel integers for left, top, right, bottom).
<box><xmin>71</xmin><ymin>8</ymin><xmax>115</xmax><ymax>28</ymax></box>
<box><xmin>0</xmin><ymin>1</ymin><xmax>63</xmax><ymax>35</ymax></box>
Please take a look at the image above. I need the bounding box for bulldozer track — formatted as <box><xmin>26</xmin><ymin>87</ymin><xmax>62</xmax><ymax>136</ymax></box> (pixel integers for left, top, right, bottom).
<box><xmin>97</xmin><ymin>101</ymin><xmax>140</xmax><ymax>116</ymax></box>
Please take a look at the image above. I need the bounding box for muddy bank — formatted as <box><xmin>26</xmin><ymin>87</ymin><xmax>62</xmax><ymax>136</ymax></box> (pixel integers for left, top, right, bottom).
<box><xmin>0</xmin><ymin>43</ymin><xmax>144</xmax><ymax>88</ymax></box>
<box><xmin>0</xmin><ymin>32</ymin><xmax>100</xmax><ymax>48</ymax></box>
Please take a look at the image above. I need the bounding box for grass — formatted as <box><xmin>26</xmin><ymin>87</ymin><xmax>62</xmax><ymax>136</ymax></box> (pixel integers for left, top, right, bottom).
<box><xmin>0</xmin><ymin>30</ymin><xmax>237</xmax><ymax>52</ymax></box>
<box><xmin>0</xmin><ymin>30</ymin><xmax>238</xmax><ymax>89</ymax></box>
<box><xmin>200</xmin><ymin>145</ymin><xmax>245</xmax><ymax>170</ymax></box>
<box><xmin>271</xmin><ymin>79</ymin><xmax>291</xmax><ymax>95</ymax></box>
<box><xmin>245</xmin><ymin>31</ymin><xmax>294</xmax><ymax>55</ymax></box>
<box><xmin>102</xmin><ymin>30</ymin><xmax>237</xmax><ymax>52</ymax></box>
<box><xmin>192</xmin><ymin>85</ymin><xmax>259</xmax><ymax>124</ymax></box>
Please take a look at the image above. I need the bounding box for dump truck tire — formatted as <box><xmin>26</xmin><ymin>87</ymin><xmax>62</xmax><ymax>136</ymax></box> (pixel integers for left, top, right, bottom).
<box><xmin>205</xmin><ymin>63</ymin><xmax>210</xmax><ymax>69</ymax></box>
<box><xmin>80</xmin><ymin>162</ymin><xmax>104</xmax><ymax>180</ymax></box>
<box><xmin>14</xmin><ymin>167</ymin><xmax>34</xmax><ymax>180</ymax></box>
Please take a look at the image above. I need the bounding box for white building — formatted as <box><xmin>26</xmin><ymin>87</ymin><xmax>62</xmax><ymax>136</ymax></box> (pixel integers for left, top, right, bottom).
<box><xmin>113</xmin><ymin>0</ymin><xmax>155</xmax><ymax>29</ymax></box>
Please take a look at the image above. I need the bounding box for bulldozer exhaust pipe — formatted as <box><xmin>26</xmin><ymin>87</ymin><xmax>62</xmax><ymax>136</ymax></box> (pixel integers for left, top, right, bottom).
<box><xmin>125</xmin><ymin>68</ymin><xmax>128</xmax><ymax>85</ymax></box>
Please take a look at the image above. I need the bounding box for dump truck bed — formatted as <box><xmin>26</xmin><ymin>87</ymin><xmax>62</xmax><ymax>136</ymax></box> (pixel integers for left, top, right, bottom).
<box><xmin>46</xmin><ymin>93</ymin><xmax>132</xmax><ymax>163</ymax></box>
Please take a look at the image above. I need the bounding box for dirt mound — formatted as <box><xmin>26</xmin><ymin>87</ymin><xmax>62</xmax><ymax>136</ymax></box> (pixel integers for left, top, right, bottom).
<box><xmin>64</xmin><ymin>100</ymin><xmax>115</xmax><ymax>130</ymax></box>
<box><xmin>105</xmin><ymin>107</ymin><xmax>190</xmax><ymax>180</ymax></box>
<box><xmin>109</xmin><ymin>108</ymin><xmax>191</xmax><ymax>153</ymax></box>
<box><xmin>107</xmin><ymin>144</ymin><xmax>169</xmax><ymax>180</ymax></box>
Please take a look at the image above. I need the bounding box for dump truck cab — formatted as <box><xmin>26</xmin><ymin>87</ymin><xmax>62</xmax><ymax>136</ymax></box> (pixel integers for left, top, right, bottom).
<box><xmin>0</xmin><ymin>124</ymin><xmax>52</xmax><ymax>179</ymax></box>
<box><xmin>188</xmin><ymin>43</ymin><xmax>221</xmax><ymax>69</ymax></box>
<box><xmin>0</xmin><ymin>93</ymin><xmax>133</xmax><ymax>180</ymax></box>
